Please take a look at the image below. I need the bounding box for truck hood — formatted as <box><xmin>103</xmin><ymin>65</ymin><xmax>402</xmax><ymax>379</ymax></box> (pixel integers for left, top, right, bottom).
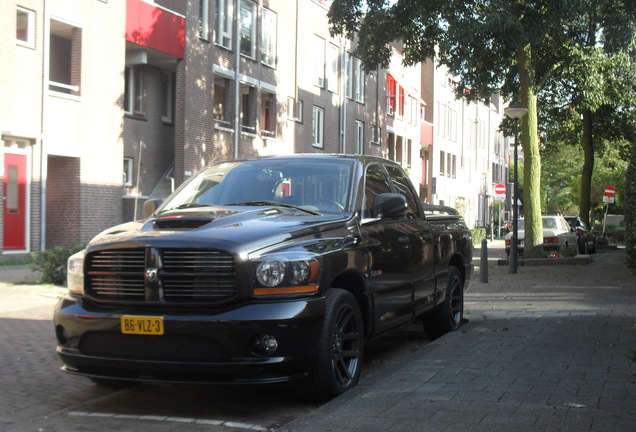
<box><xmin>88</xmin><ymin>205</ymin><xmax>350</xmax><ymax>254</ymax></box>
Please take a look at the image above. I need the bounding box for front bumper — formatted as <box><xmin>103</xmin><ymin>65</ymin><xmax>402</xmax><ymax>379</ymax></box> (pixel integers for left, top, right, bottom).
<box><xmin>54</xmin><ymin>295</ymin><xmax>325</xmax><ymax>384</ymax></box>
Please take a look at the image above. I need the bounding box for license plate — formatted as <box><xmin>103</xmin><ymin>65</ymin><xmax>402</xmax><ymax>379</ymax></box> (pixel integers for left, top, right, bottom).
<box><xmin>121</xmin><ymin>316</ymin><xmax>164</xmax><ymax>335</ymax></box>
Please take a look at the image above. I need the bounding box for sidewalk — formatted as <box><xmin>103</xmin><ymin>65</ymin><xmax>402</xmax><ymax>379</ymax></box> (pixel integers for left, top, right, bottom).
<box><xmin>283</xmin><ymin>244</ymin><xmax>636</xmax><ymax>432</ymax></box>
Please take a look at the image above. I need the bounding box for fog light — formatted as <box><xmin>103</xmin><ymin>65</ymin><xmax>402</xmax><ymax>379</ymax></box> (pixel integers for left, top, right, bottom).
<box><xmin>250</xmin><ymin>334</ymin><xmax>278</xmax><ymax>355</ymax></box>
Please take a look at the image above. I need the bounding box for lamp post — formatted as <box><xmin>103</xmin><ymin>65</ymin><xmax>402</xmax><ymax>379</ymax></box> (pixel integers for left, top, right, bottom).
<box><xmin>504</xmin><ymin>105</ymin><xmax>528</xmax><ymax>274</ymax></box>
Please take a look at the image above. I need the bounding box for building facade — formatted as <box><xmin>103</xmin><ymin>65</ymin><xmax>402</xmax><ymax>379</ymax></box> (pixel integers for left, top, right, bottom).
<box><xmin>1</xmin><ymin>0</ymin><xmax>509</xmax><ymax>262</ymax></box>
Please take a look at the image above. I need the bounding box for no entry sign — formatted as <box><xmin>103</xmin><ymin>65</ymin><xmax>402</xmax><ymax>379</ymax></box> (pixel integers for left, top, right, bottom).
<box><xmin>494</xmin><ymin>183</ymin><xmax>506</xmax><ymax>194</ymax></box>
<box><xmin>604</xmin><ymin>186</ymin><xmax>616</xmax><ymax>197</ymax></box>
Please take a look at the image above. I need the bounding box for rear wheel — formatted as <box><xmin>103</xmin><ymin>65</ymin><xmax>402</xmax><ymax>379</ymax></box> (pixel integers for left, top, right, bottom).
<box><xmin>423</xmin><ymin>266</ymin><xmax>464</xmax><ymax>340</ymax></box>
<box><xmin>303</xmin><ymin>289</ymin><xmax>364</xmax><ymax>402</ymax></box>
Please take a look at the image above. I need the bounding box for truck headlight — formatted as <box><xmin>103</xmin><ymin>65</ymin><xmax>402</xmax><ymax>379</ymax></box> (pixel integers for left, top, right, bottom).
<box><xmin>67</xmin><ymin>250</ymin><xmax>85</xmax><ymax>295</ymax></box>
<box><xmin>253</xmin><ymin>253</ymin><xmax>322</xmax><ymax>295</ymax></box>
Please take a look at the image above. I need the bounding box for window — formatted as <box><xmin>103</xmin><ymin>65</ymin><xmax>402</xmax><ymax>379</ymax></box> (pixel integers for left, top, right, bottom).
<box><xmin>261</xmin><ymin>8</ymin><xmax>277</xmax><ymax>67</ymax></box>
<box><xmin>261</xmin><ymin>91</ymin><xmax>276</xmax><ymax>137</ymax></box>
<box><xmin>161</xmin><ymin>72</ymin><xmax>174</xmax><ymax>123</ymax></box>
<box><xmin>240</xmin><ymin>0</ymin><xmax>256</xmax><ymax>58</ymax></box>
<box><xmin>16</xmin><ymin>7</ymin><xmax>35</xmax><ymax>48</ymax></box>
<box><xmin>344</xmin><ymin>51</ymin><xmax>353</xmax><ymax>98</ymax></box>
<box><xmin>355</xmin><ymin>120</ymin><xmax>364</xmax><ymax>154</ymax></box>
<box><xmin>386</xmin><ymin>164</ymin><xmax>421</xmax><ymax>219</ymax></box>
<box><xmin>354</xmin><ymin>57</ymin><xmax>364</xmax><ymax>103</ymax></box>
<box><xmin>215</xmin><ymin>0</ymin><xmax>232</xmax><ymax>49</ymax></box>
<box><xmin>314</xmin><ymin>36</ymin><xmax>325</xmax><ymax>88</ymax></box>
<box><xmin>124</xmin><ymin>66</ymin><xmax>144</xmax><ymax>115</ymax></box>
<box><xmin>371</xmin><ymin>124</ymin><xmax>380</xmax><ymax>145</ymax></box>
<box><xmin>286</xmin><ymin>97</ymin><xmax>303</xmax><ymax>122</ymax></box>
<box><xmin>362</xmin><ymin>163</ymin><xmax>391</xmax><ymax>219</ymax></box>
<box><xmin>213</xmin><ymin>76</ymin><xmax>231</xmax><ymax>125</ymax></box>
<box><xmin>312</xmin><ymin>106</ymin><xmax>324</xmax><ymax>148</ymax></box>
<box><xmin>240</xmin><ymin>84</ymin><xmax>256</xmax><ymax>133</ymax></box>
<box><xmin>439</xmin><ymin>150</ymin><xmax>445</xmax><ymax>175</ymax></box>
<box><xmin>386</xmin><ymin>74</ymin><xmax>396</xmax><ymax>115</ymax></box>
<box><xmin>198</xmin><ymin>0</ymin><xmax>209</xmax><ymax>40</ymax></box>
<box><xmin>123</xmin><ymin>158</ymin><xmax>133</xmax><ymax>187</ymax></box>
<box><xmin>327</xmin><ymin>43</ymin><xmax>338</xmax><ymax>93</ymax></box>
<box><xmin>49</xmin><ymin>19</ymin><xmax>81</xmax><ymax>94</ymax></box>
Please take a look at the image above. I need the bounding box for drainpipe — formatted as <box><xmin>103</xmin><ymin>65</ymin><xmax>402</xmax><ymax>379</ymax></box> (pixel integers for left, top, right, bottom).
<box><xmin>233</xmin><ymin>0</ymin><xmax>241</xmax><ymax>160</ymax></box>
<box><xmin>40</xmin><ymin>3</ymin><xmax>49</xmax><ymax>252</ymax></box>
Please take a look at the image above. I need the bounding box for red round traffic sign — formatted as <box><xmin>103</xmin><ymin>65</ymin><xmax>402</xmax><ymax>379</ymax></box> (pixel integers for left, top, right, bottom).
<box><xmin>494</xmin><ymin>183</ymin><xmax>506</xmax><ymax>194</ymax></box>
<box><xmin>604</xmin><ymin>186</ymin><xmax>616</xmax><ymax>197</ymax></box>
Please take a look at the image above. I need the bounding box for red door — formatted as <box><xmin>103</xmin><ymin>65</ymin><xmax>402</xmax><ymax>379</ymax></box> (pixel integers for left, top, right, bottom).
<box><xmin>3</xmin><ymin>153</ymin><xmax>27</xmax><ymax>250</ymax></box>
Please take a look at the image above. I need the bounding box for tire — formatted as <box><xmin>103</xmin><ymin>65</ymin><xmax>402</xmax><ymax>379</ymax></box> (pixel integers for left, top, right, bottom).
<box><xmin>303</xmin><ymin>289</ymin><xmax>364</xmax><ymax>402</ymax></box>
<box><xmin>423</xmin><ymin>266</ymin><xmax>464</xmax><ymax>340</ymax></box>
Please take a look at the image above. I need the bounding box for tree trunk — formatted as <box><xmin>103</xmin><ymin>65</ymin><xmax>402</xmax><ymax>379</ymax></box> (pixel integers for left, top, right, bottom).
<box><xmin>518</xmin><ymin>42</ymin><xmax>543</xmax><ymax>252</ymax></box>
<box><xmin>580</xmin><ymin>108</ymin><xmax>594</xmax><ymax>227</ymax></box>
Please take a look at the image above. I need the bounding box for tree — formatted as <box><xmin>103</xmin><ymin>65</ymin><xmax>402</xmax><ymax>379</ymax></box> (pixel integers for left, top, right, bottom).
<box><xmin>538</xmin><ymin>2</ymin><xmax>636</xmax><ymax>226</ymax></box>
<box><xmin>328</xmin><ymin>0</ymin><xmax>635</xmax><ymax>253</ymax></box>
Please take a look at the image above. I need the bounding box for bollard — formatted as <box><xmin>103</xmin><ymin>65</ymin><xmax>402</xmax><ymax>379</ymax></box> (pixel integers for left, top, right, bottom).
<box><xmin>480</xmin><ymin>238</ymin><xmax>488</xmax><ymax>283</ymax></box>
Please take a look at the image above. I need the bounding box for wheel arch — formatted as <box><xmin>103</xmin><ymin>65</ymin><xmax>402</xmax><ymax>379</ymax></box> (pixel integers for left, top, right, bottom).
<box><xmin>329</xmin><ymin>270</ymin><xmax>370</xmax><ymax>339</ymax></box>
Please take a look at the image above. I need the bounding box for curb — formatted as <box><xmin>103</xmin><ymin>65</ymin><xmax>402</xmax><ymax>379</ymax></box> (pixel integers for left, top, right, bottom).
<box><xmin>497</xmin><ymin>254</ymin><xmax>591</xmax><ymax>266</ymax></box>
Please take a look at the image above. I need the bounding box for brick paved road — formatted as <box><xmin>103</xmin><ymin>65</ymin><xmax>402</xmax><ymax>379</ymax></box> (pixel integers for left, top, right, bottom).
<box><xmin>2</xmin><ymin>246</ymin><xmax>635</xmax><ymax>432</ymax></box>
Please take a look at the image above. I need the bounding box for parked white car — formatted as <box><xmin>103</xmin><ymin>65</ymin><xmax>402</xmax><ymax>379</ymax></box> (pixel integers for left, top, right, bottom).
<box><xmin>505</xmin><ymin>215</ymin><xmax>578</xmax><ymax>256</ymax></box>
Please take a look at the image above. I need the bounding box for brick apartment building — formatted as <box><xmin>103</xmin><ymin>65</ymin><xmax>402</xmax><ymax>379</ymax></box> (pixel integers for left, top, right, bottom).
<box><xmin>1</xmin><ymin>0</ymin><xmax>508</xmax><ymax>262</ymax></box>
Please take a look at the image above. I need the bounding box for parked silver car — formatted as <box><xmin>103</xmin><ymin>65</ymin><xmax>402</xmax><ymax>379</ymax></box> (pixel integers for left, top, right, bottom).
<box><xmin>505</xmin><ymin>215</ymin><xmax>578</xmax><ymax>256</ymax></box>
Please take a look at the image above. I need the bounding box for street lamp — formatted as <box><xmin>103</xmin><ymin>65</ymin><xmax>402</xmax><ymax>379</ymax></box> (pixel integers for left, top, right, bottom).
<box><xmin>504</xmin><ymin>105</ymin><xmax>528</xmax><ymax>274</ymax></box>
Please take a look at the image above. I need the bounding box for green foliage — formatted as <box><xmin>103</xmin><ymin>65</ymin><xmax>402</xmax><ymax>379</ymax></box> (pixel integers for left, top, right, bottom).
<box><xmin>31</xmin><ymin>244</ymin><xmax>84</xmax><ymax>286</ymax></box>
<box><xmin>470</xmin><ymin>228</ymin><xmax>486</xmax><ymax>244</ymax></box>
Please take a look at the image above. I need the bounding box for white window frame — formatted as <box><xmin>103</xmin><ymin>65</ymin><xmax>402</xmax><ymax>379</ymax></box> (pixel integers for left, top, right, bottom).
<box><xmin>312</xmin><ymin>106</ymin><xmax>324</xmax><ymax>148</ymax></box>
<box><xmin>240</xmin><ymin>0</ymin><xmax>257</xmax><ymax>59</ymax></box>
<box><xmin>287</xmin><ymin>97</ymin><xmax>303</xmax><ymax>122</ymax></box>
<box><xmin>215</xmin><ymin>0</ymin><xmax>233</xmax><ymax>49</ymax></box>
<box><xmin>261</xmin><ymin>8</ymin><xmax>277</xmax><ymax>67</ymax></box>
<box><xmin>344</xmin><ymin>51</ymin><xmax>353</xmax><ymax>99</ymax></box>
<box><xmin>161</xmin><ymin>71</ymin><xmax>174</xmax><ymax>123</ymax></box>
<box><xmin>327</xmin><ymin>43</ymin><xmax>339</xmax><ymax>93</ymax></box>
<box><xmin>199</xmin><ymin>0</ymin><xmax>209</xmax><ymax>40</ymax></box>
<box><xmin>16</xmin><ymin>6</ymin><xmax>35</xmax><ymax>48</ymax></box>
<box><xmin>124</xmin><ymin>65</ymin><xmax>144</xmax><ymax>116</ymax></box>
<box><xmin>371</xmin><ymin>124</ymin><xmax>380</xmax><ymax>145</ymax></box>
<box><xmin>48</xmin><ymin>18</ymin><xmax>81</xmax><ymax>95</ymax></box>
<box><xmin>354</xmin><ymin>57</ymin><xmax>365</xmax><ymax>103</ymax></box>
<box><xmin>355</xmin><ymin>120</ymin><xmax>364</xmax><ymax>154</ymax></box>
<box><xmin>314</xmin><ymin>36</ymin><xmax>325</xmax><ymax>88</ymax></box>
<box><xmin>123</xmin><ymin>158</ymin><xmax>134</xmax><ymax>187</ymax></box>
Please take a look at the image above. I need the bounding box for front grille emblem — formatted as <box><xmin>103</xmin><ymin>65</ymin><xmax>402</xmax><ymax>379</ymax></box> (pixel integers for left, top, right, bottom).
<box><xmin>146</xmin><ymin>268</ymin><xmax>158</xmax><ymax>282</ymax></box>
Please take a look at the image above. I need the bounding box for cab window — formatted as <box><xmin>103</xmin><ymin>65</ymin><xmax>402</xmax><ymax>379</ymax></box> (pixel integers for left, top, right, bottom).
<box><xmin>385</xmin><ymin>165</ymin><xmax>421</xmax><ymax>219</ymax></box>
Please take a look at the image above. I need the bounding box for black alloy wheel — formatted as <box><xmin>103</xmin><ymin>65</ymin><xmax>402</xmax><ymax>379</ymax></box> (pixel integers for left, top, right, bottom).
<box><xmin>305</xmin><ymin>289</ymin><xmax>364</xmax><ymax>402</ymax></box>
<box><xmin>423</xmin><ymin>266</ymin><xmax>464</xmax><ymax>339</ymax></box>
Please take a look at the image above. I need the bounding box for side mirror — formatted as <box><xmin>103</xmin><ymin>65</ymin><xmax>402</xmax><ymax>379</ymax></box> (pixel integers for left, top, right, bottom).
<box><xmin>372</xmin><ymin>193</ymin><xmax>407</xmax><ymax>219</ymax></box>
<box><xmin>143</xmin><ymin>199</ymin><xmax>163</xmax><ymax>219</ymax></box>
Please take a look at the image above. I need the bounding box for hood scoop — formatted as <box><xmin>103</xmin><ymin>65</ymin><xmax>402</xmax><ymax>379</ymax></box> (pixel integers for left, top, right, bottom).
<box><xmin>152</xmin><ymin>218</ymin><xmax>213</xmax><ymax>230</ymax></box>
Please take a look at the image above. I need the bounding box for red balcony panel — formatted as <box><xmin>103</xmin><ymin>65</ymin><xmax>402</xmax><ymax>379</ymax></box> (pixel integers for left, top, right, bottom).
<box><xmin>420</xmin><ymin>121</ymin><xmax>434</xmax><ymax>145</ymax></box>
<box><xmin>126</xmin><ymin>0</ymin><xmax>184</xmax><ymax>59</ymax></box>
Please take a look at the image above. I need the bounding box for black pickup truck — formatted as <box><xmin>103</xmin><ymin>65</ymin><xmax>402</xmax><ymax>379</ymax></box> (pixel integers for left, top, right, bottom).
<box><xmin>54</xmin><ymin>154</ymin><xmax>472</xmax><ymax>401</ymax></box>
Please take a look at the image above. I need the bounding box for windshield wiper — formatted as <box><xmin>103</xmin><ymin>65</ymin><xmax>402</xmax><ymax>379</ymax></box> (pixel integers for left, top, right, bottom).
<box><xmin>225</xmin><ymin>201</ymin><xmax>321</xmax><ymax>215</ymax></box>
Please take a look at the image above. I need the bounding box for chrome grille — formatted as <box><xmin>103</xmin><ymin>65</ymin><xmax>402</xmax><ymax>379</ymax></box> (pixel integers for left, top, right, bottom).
<box><xmin>85</xmin><ymin>248</ymin><xmax>237</xmax><ymax>304</ymax></box>
<box><xmin>162</xmin><ymin>250</ymin><xmax>237</xmax><ymax>302</ymax></box>
<box><xmin>87</xmin><ymin>250</ymin><xmax>146</xmax><ymax>300</ymax></box>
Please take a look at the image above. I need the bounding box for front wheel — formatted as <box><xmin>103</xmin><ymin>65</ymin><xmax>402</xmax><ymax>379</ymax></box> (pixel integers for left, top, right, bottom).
<box><xmin>423</xmin><ymin>266</ymin><xmax>464</xmax><ymax>340</ymax></box>
<box><xmin>303</xmin><ymin>289</ymin><xmax>364</xmax><ymax>402</ymax></box>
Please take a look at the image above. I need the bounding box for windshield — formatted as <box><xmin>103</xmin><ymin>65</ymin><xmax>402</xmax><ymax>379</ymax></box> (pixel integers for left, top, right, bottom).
<box><xmin>158</xmin><ymin>158</ymin><xmax>354</xmax><ymax>215</ymax></box>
